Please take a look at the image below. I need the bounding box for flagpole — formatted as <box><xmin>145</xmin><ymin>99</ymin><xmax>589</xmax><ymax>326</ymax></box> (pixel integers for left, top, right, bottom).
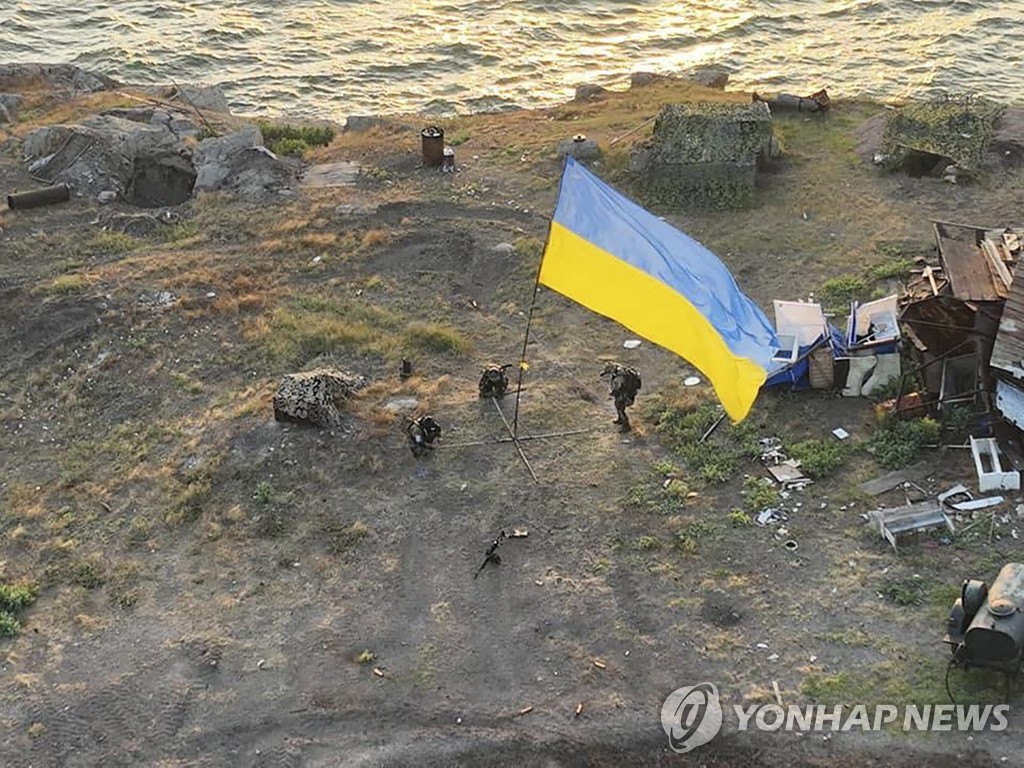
<box><xmin>511</xmin><ymin>156</ymin><xmax>570</xmax><ymax>437</ymax></box>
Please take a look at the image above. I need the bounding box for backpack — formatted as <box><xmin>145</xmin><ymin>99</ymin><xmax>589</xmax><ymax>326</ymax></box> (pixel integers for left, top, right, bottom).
<box><xmin>626</xmin><ymin>368</ymin><xmax>641</xmax><ymax>393</ymax></box>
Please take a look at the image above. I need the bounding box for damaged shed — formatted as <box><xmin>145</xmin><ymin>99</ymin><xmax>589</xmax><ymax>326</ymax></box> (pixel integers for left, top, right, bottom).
<box><xmin>898</xmin><ymin>221</ymin><xmax>1021</xmax><ymax>410</ymax></box>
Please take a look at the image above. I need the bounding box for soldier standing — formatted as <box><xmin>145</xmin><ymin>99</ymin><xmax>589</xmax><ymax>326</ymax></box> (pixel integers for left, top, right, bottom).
<box><xmin>600</xmin><ymin>362</ymin><xmax>642</xmax><ymax>432</ymax></box>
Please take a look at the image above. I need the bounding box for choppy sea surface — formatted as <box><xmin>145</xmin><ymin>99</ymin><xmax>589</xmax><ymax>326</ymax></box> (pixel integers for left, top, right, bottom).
<box><xmin>2</xmin><ymin>1</ymin><xmax>1022</xmax><ymax>119</ymax></box>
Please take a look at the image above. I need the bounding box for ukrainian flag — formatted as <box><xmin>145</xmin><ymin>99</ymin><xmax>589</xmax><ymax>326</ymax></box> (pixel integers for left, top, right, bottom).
<box><xmin>539</xmin><ymin>157</ymin><xmax>779</xmax><ymax>422</ymax></box>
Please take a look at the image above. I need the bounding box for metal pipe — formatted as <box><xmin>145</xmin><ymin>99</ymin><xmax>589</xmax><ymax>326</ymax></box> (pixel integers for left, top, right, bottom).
<box><xmin>7</xmin><ymin>184</ymin><xmax>71</xmax><ymax>210</ymax></box>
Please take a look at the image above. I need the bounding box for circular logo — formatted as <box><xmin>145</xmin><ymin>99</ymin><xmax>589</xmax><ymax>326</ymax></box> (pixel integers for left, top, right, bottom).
<box><xmin>661</xmin><ymin>683</ymin><xmax>723</xmax><ymax>753</ymax></box>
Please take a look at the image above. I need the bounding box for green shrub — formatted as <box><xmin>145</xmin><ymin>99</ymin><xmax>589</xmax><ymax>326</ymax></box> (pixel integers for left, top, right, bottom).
<box><xmin>0</xmin><ymin>581</ymin><xmax>39</xmax><ymax>639</ymax></box>
<box><xmin>634</xmin><ymin>535</ymin><xmax>662</xmax><ymax>551</ymax></box>
<box><xmin>880</xmin><ymin>577</ymin><xmax>926</xmax><ymax>606</ymax></box>
<box><xmin>270</xmin><ymin>137</ymin><xmax>307</xmax><ymax>157</ymax></box>
<box><xmin>0</xmin><ymin>612</ymin><xmax>20</xmax><ymax>638</ymax></box>
<box><xmin>868</xmin><ymin>258</ymin><xmax>914</xmax><ymax>281</ymax></box>
<box><xmin>71</xmin><ymin>558</ymin><xmax>106</xmax><ymax>589</ymax></box>
<box><xmin>259</xmin><ymin>123</ymin><xmax>335</xmax><ymax>157</ymax></box>
<box><xmin>728</xmin><ymin>508</ymin><xmax>753</xmax><ymax>527</ymax></box>
<box><xmin>788</xmin><ymin>438</ymin><xmax>850</xmax><ymax>479</ymax></box>
<box><xmin>673</xmin><ymin>519</ymin><xmax>719</xmax><ymax>554</ymax></box>
<box><xmin>819</xmin><ymin>275</ymin><xmax>867</xmax><ymax>309</ymax></box>
<box><xmin>404</xmin><ymin>322</ymin><xmax>472</xmax><ymax>356</ymax></box>
<box><xmin>868</xmin><ymin>417</ymin><xmax>941</xmax><ymax>469</ymax></box>
<box><xmin>0</xmin><ymin>583</ymin><xmax>38</xmax><ymax>613</ymax></box>
<box><xmin>742</xmin><ymin>476</ymin><xmax>778</xmax><ymax>513</ymax></box>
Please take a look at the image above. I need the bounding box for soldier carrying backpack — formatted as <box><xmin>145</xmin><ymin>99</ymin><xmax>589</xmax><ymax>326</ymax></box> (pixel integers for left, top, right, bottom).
<box><xmin>600</xmin><ymin>362</ymin><xmax>642</xmax><ymax>432</ymax></box>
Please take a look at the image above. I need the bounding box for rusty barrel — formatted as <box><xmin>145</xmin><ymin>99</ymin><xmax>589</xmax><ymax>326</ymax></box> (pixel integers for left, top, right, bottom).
<box><xmin>7</xmin><ymin>183</ymin><xmax>71</xmax><ymax>210</ymax></box>
<box><xmin>421</xmin><ymin>126</ymin><xmax>444</xmax><ymax>167</ymax></box>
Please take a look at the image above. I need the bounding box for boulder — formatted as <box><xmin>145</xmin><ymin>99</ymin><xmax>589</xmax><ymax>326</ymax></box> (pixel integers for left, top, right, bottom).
<box><xmin>129</xmin><ymin>152</ymin><xmax>198</xmax><ymax>207</ymax></box>
<box><xmin>630</xmin><ymin>72</ymin><xmax>664</xmax><ymax>89</ymax></box>
<box><xmin>171</xmin><ymin>84</ymin><xmax>231</xmax><ymax>114</ymax></box>
<box><xmin>992</xmin><ymin>107</ymin><xmax>1024</xmax><ymax>168</ymax></box>
<box><xmin>345</xmin><ymin>115</ymin><xmax>389</xmax><ymax>133</ymax></box>
<box><xmin>192</xmin><ymin>125</ymin><xmax>263</xmax><ymax>190</ymax></box>
<box><xmin>104</xmin><ymin>106</ymin><xmax>201</xmax><ymax>141</ymax></box>
<box><xmin>556</xmin><ymin>136</ymin><xmax>601</xmax><ymax>161</ymax></box>
<box><xmin>0</xmin><ymin>63</ymin><xmax>116</xmax><ymax>94</ymax></box>
<box><xmin>22</xmin><ymin>115</ymin><xmax>193</xmax><ymax>203</ymax></box>
<box><xmin>688</xmin><ymin>66</ymin><xmax>730</xmax><ymax>90</ymax></box>
<box><xmin>220</xmin><ymin>146</ymin><xmax>297</xmax><ymax>198</ymax></box>
<box><xmin>574</xmin><ymin>84</ymin><xmax>610</xmax><ymax>102</ymax></box>
<box><xmin>273</xmin><ymin>369</ymin><xmax>368</xmax><ymax>428</ymax></box>
<box><xmin>0</xmin><ymin>93</ymin><xmax>22</xmax><ymax>124</ymax></box>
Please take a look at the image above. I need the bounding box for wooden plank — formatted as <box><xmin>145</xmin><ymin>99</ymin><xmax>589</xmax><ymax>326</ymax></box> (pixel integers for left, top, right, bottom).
<box><xmin>981</xmin><ymin>239</ymin><xmax>1012</xmax><ymax>292</ymax></box>
<box><xmin>859</xmin><ymin>461</ymin><xmax>933</xmax><ymax>496</ymax></box>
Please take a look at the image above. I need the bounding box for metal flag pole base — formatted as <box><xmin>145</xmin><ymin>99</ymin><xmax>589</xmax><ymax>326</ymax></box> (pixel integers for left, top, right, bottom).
<box><xmin>492</xmin><ymin>398</ymin><xmax>539</xmax><ymax>484</ymax></box>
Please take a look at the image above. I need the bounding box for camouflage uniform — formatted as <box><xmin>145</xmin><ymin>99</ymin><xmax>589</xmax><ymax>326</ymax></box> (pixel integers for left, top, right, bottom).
<box><xmin>406</xmin><ymin>415</ymin><xmax>442</xmax><ymax>457</ymax></box>
<box><xmin>600</xmin><ymin>363</ymin><xmax>642</xmax><ymax>431</ymax></box>
<box><xmin>478</xmin><ymin>364</ymin><xmax>512</xmax><ymax>399</ymax></box>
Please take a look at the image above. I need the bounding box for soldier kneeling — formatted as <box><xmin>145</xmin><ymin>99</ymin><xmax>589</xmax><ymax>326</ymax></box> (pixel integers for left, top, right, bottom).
<box><xmin>478</xmin><ymin>363</ymin><xmax>512</xmax><ymax>399</ymax></box>
<box><xmin>406</xmin><ymin>415</ymin><xmax>442</xmax><ymax>457</ymax></box>
<box><xmin>600</xmin><ymin>362</ymin><xmax>642</xmax><ymax>432</ymax></box>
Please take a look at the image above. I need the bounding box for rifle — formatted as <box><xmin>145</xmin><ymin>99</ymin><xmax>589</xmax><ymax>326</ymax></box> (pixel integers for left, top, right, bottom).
<box><xmin>473</xmin><ymin>530</ymin><xmax>507</xmax><ymax>579</ymax></box>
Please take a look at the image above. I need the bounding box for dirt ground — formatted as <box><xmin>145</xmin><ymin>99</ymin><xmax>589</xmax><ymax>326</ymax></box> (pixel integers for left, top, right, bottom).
<box><xmin>2</xmin><ymin>80</ymin><xmax>1024</xmax><ymax>767</ymax></box>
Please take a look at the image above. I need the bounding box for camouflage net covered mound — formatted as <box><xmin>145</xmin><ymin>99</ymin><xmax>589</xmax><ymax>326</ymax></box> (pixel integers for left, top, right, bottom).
<box><xmin>880</xmin><ymin>95</ymin><xmax>1006</xmax><ymax>175</ymax></box>
<box><xmin>631</xmin><ymin>101</ymin><xmax>773</xmax><ymax>209</ymax></box>
<box><xmin>272</xmin><ymin>368</ymin><xmax>367</xmax><ymax>428</ymax></box>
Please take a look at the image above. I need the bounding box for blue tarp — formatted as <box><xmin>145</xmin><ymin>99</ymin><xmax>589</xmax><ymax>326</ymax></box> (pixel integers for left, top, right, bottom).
<box><xmin>764</xmin><ymin>324</ymin><xmax>846</xmax><ymax>390</ymax></box>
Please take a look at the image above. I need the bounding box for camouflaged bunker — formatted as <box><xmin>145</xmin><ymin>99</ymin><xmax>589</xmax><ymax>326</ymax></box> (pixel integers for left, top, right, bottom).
<box><xmin>630</xmin><ymin>101</ymin><xmax>775</xmax><ymax>209</ymax></box>
<box><xmin>879</xmin><ymin>96</ymin><xmax>1006</xmax><ymax>181</ymax></box>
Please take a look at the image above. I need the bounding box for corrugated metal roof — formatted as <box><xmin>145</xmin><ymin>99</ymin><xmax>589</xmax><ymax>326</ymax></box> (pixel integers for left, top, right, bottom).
<box><xmin>934</xmin><ymin>221</ymin><xmax>1007</xmax><ymax>302</ymax></box>
<box><xmin>991</xmin><ymin>258</ymin><xmax>1024</xmax><ymax>380</ymax></box>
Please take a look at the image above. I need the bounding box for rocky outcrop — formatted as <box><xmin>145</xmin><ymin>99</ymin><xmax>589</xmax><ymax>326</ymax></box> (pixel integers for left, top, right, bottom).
<box><xmin>103</xmin><ymin>106</ymin><xmax>201</xmax><ymax>140</ymax></box>
<box><xmin>0</xmin><ymin>63</ymin><xmax>117</xmax><ymax>94</ymax></box>
<box><xmin>20</xmin><ymin>117</ymin><xmax>296</xmax><ymax>204</ymax></box>
<box><xmin>688</xmin><ymin>66</ymin><xmax>730</xmax><ymax>90</ymax></box>
<box><xmin>192</xmin><ymin>125</ymin><xmax>263</xmax><ymax>190</ymax></box>
<box><xmin>574</xmin><ymin>84</ymin><xmax>610</xmax><ymax>102</ymax></box>
<box><xmin>22</xmin><ymin>115</ymin><xmax>194</xmax><ymax>205</ymax></box>
<box><xmin>192</xmin><ymin>125</ymin><xmax>297</xmax><ymax>197</ymax></box>
<box><xmin>0</xmin><ymin>93</ymin><xmax>21</xmax><ymax>124</ymax></box>
<box><xmin>556</xmin><ymin>135</ymin><xmax>601</xmax><ymax>161</ymax></box>
<box><xmin>272</xmin><ymin>369</ymin><xmax>368</xmax><ymax>428</ymax></box>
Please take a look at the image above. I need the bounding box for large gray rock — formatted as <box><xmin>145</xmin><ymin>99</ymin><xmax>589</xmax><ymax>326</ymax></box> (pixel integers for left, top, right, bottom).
<box><xmin>22</xmin><ymin>115</ymin><xmax>193</xmax><ymax>204</ymax></box>
<box><xmin>556</xmin><ymin>136</ymin><xmax>601</xmax><ymax>161</ymax></box>
<box><xmin>273</xmin><ymin>369</ymin><xmax>368</xmax><ymax>428</ymax></box>
<box><xmin>630</xmin><ymin>72</ymin><xmax>665</xmax><ymax>89</ymax></box>
<box><xmin>193</xmin><ymin>126</ymin><xmax>297</xmax><ymax>197</ymax></box>
<box><xmin>574</xmin><ymin>84</ymin><xmax>610</xmax><ymax>102</ymax></box>
<box><xmin>192</xmin><ymin>125</ymin><xmax>263</xmax><ymax>190</ymax></box>
<box><xmin>102</xmin><ymin>106</ymin><xmax>199</xmax><ymax>139</ymax></box>
<box><xmin>171</xmin><ymin>84</ymin><xmax>231</xmax><ymax>114</ymax></box>
<box><xmin>0</xmin><ymin>94</ymin><xmax>22</xmax><ymax>124</ymax></box>
<box><xmin>0</xmin><ymin>63</ymin><xmax>116</xmax><ymax>94</ymax></box>
<box><xmin>688</xmin><ymin>66</ymin><xmax>730</xmax><ymax>90</ymax></box>
<box><xmin>345</xmin><ymin>115</ymin><xmax>388</xmax><ymax>133</ymax></box>
<box><xmin>992</xmin><ymin>107</ymin><xmax>1024</xmax><ymax>168</ymax></box>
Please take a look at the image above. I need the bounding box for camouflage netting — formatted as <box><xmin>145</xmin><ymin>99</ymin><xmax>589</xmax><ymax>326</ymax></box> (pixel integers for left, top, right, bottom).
<box><xmin>880</xmin><ymin>96</ymin><xmax>1006</xmax><ymax>175</ymax></box>
<box><xmin>272</xmin><ymin>368</ymin><xmax>367</xmax><ymax>429</ymax></box>
<box><xmin>631</xmin><ymin>101</ymin><xmax>774</xmax><ymax>209</ymax></box>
